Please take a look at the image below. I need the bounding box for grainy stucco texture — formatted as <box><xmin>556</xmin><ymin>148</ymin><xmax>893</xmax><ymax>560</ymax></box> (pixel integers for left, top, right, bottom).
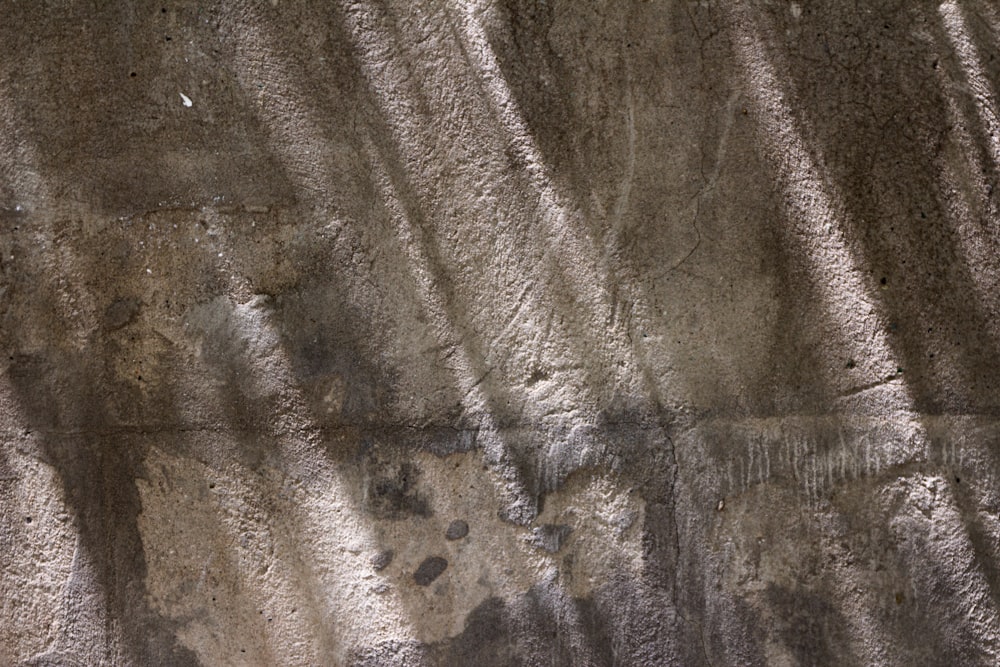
<box><xmin>3</xmin><ymin>1</ymin><xmax>1000</xmax><ymax>665</ymax></box>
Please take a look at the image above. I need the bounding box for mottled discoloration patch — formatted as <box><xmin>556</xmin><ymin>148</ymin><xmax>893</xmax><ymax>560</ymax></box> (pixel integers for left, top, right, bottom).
<box><xmin>364</xmin><ymin>460</ymin><xmax>431</xmax><ymax>519</ymax></box>
<box><xmin>528</xmin><ymin>524</ymin><xmax>573</xmax><ymax>553</ymax></box>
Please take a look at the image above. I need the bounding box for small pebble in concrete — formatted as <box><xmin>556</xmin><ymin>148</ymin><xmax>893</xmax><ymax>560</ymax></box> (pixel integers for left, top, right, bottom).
<box><xmin>413</xmin><ymin>556</ymin><xmax>448</xmax><ymax>586</ymax></box>
<box><xmin>371</xmin><ymin>549</ymin><xmax>394</xmax><ymax>572</ymax></box>
<box><xmin>445</xmin><ymin>519</ymin><xmax>469</xmax><ymax>540</ymax></box>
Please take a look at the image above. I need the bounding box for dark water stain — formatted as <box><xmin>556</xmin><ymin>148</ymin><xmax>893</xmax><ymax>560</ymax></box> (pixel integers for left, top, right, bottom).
<box><xmin>529</xmin><ymin>524</ymin><xmax>572</xmax><ymax>553</ymax></box>
<box><xmin>764</xmin><ymin>585</ymin><xmax>854</xmax><ymax>667</ymax></box>
<box><xmin>364</xmin><ymin>459</ymin><xmax>431</xmax><ymax>520</ymax></box>
<box><xmin>420</xmin><ymin>586</ymin><xmax>617</xmax><ymax>667</ymax></box>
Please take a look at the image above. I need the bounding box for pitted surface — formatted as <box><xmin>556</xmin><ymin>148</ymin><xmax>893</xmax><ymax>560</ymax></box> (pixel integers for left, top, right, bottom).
<box><xmin>3</xmin><ymin>1</ymin><xmax>1000</xmax><ymax>665</ymax></box>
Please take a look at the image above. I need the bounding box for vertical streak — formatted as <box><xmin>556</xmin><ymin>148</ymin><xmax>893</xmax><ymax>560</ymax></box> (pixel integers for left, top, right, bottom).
<box><xmin>725</xmin><ymin>8</ymin><xmax>894</xmax><ymax>381</ymax></box>
<box><xmin>340</xmin><ymin>0</ymin><xmax>539</xmax><ymax>518</ymax></box>
<box><xmin>939</xmin><ymin>2</ymin><xmax>1000</xmax><ymax>173</ymax></box>
<box><xmin>936</xmin><ymin>1</ymin><xmax>1000</xmax><ymax>319</ymax></box>
<box><xmin>445</xmin><ymin>1</ymin><xmax>634</xmax><ymax>384</ymax></box>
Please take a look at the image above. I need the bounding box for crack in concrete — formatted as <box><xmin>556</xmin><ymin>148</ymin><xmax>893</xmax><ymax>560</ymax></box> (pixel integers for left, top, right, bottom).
<box><xmin>659</xmin><ymin>89</ymin><xmax>739</xmax><ymax>278</ymax></box>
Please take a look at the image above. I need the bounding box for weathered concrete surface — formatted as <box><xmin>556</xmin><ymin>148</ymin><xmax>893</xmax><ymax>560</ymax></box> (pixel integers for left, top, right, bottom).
<box><xmin>3</xmin><ymin>0</ymin><xmax>1000</xmax><ymax>664</ymax></box>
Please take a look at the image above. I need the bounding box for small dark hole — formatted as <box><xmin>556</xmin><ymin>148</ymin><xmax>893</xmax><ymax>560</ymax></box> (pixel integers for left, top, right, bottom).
<box><xmin>130</xmin><ymin>71</ymin><xmax>137</xmax><ymax>78</ymax></box>
<box><xmin>955</xmin><ymin>477</ymin><xmax>961</xmax><ymax>484</ymax></box>
<box><xmin>162</xmin><ymin>7</ymin><xmax>167</xmax><ymax>12</ymax></box>
<box><xmin>880</xmin><ymin>276</ymin><xmax>887</xmax><ymax>285</ymax></box>
<box><xmin>137</xmin><ymin>375</ymin><xmax>143</xmax><ymax>381</ymax></box>
<box><xmin>211</xmin><ymin>597</ymin><xmax>216</xmax><ymax>601</ymax></box>
<box><xmin>209</xmin><ymin>482</ymin><xmax>215</xmax><ymax>489</ymax></box>
<box><xmin>165</xmin><ymin>36</ymin><xmax>172</xmax><ymax>41</ymax></box>
<box><xmin>25</xmin><ymin>517</ymin><xmax>31</xmax><ymax>524</ymax></box>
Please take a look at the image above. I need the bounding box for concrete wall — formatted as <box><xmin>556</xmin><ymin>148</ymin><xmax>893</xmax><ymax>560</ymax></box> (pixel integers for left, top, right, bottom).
<box><xmin>3</xmin><ymin>1</ymin><xmax>1000</xmax><ymax>664</ymax></box>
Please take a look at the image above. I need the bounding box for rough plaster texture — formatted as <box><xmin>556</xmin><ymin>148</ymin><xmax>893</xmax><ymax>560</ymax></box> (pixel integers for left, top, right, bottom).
<box><xmin>2</xmin><ymin>0</ymin><xmax>1000</xmax><ymax>665</ymax></box>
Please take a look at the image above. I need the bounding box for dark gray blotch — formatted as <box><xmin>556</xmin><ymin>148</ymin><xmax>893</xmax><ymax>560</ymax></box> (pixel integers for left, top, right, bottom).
<box><xmin>530</xmin><ymin>524</ymin><xmax>573</xmax><ymax>553</ymax></box>
<box><xmin>413</xmin><ymin>556</ymin><xmax>448</xmax><ymax>586</ymax></box>
<box><xmin>371</xmin><ymin>549</ymin><xmax>394</xmax><ymax>572</ymax></box>
<box><xmin>424</xmin><ymin>585</ymin><xmax>619</xmax><ymax>666</ymax></box>
<box><xmin>445</xmin><ymin>519</ymin><xmax>469</xmax><ymax>540</ymax></box>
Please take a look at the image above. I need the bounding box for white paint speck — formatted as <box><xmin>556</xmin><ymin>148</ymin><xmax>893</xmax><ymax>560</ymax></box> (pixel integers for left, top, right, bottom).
<box><xmin>180</xmin><ymin>92</ymin><xmax>193</xmax><ymax>107</ymax></box>
<box><xmin>146</xmin><ymin>268</ymin><xmax>152</xmax><ymax>274</ymax></box>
